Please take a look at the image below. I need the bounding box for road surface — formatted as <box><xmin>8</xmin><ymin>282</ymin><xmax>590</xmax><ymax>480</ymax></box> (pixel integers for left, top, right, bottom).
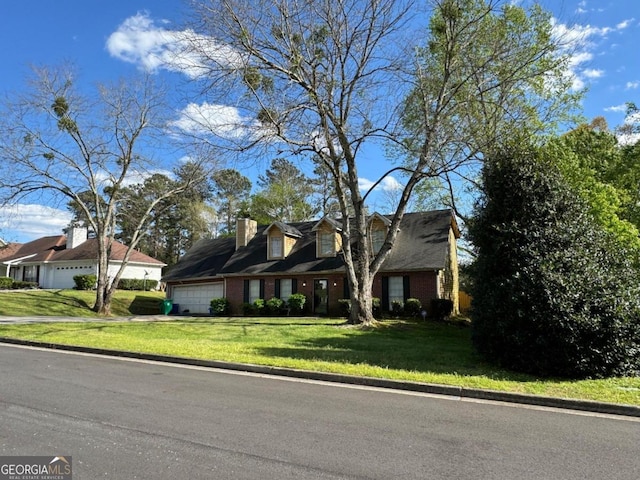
<box><xmin>1</xmin><ymin>344</ymin><xmax>638</xmax><ymax>479</ymax></box>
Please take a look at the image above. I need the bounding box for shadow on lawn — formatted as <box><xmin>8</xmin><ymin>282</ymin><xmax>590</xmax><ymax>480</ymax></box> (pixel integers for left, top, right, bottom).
<box><xmin>165</xmin><ymin>317</ymin><xmax>346</xmax><ymax>327</ymax></box>
<box><xmin>128</xmin><ymin>295</ymin><xmax>165</xmax><ymax>315</ymax></box>
<box><xmin>11</xmin><ymin>290</ymin><xmax>93</xmax><ymax>311</ymax></box>
<box><xmin>52</xmin><ymin>290</ymin><xmax>92</xmax><ymax>309</ymax></box>
<box><xmin>252</xmin><ymin>320</ymin><xmax>526</xmax><ymax>379</ymax></box>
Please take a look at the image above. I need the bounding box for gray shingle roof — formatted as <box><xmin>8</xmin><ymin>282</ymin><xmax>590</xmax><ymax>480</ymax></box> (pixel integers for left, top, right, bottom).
<box><xmin>163</xmin><ymin>209</ymin><xmax>457</xmax><ymax>282</ymax></box>
<box><xmin>263</xmin><ymin>221</ymin><xmax>303</xmax><ymax>238</ymax></box>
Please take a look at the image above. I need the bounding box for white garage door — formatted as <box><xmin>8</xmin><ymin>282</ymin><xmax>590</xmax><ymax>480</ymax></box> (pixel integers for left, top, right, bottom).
<box><xmin>51</xmin><ymin>265</ymin><xmax>95</xmax><ymax>289</ymax></box>
<box><xmin>171</xmin><ymin>283</ymin><xmax>224</xmax><ymax>314</ymax></box>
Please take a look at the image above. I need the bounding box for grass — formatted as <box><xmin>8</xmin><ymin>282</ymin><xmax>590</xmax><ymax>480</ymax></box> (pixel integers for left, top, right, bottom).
<box><xmin>0</xmin><ymin>289</ymin><xmax>166</xmax><ymax>317</ymax></box>
<box><xmin>0</xmin><ymin>290</ymin><xmax>638</xmax><ymax>406</ymax></box>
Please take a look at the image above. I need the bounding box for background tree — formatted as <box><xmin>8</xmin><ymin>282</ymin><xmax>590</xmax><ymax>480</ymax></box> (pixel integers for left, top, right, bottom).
<box><xmin>468</xmin><ymin>144</ymin><xmax>640</xmax><ymax>378</ymax></box>
<box><xmin>180</xmin><ymin>0</ymin><xmax>577</xmax><ymax>324</ymax></box>
<box><xmin>614</xmin><ymin>103</ymin><xmax>640</xmax><ymax>229</ymax></box>
<box><xmin>248</xmin><ymin>158</ymin><xmax>317</xmax><ymax>223</ymax></box>
<box><xmin>117</xmin><ymin>173</ymin><xmax>176</xmax><ymax>261</ymax></box>
<box><xmin>399</xmin><ymin>0</ymin><xmax>578</xmax><ymax>229</ymax></box>
<box><xmin>541</xmin><ymin>121</ymin><xmax>640</xmax><ymax>255</ymax></box>
<box><xmin>211</xmin><ymin>168</ymin><xmax>252</xmax><ymax>235</ymax></box>
<box><xmin>310</xmin><ymin>158</ymin><xmax>343</xmax><ymax>218</ymax></box>
<box><xmin>0</xmin><ymin>66</ymin><xmax>207</xmax><ymax>314</ymax></box>
<box><xmin>117</xmin><ymin>162</ymin><xmax>213</xmax><ymax>266</ymax></box>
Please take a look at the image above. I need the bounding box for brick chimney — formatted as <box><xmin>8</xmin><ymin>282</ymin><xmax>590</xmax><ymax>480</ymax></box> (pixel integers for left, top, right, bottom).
<box><xmin>236</xmin><ymin>218</ymin><xmax>257</xmax><ymax>250</ymax></box>
<box><xmin>67</xmin><ymin>225</ymin><xmax>88</xmax><ymax>249</ymax></box>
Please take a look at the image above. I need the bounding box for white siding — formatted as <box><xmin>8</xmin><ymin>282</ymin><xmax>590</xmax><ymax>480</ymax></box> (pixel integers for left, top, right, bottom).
<box><xmin>39</xmin><ymin>262</ymin><xmax>162</xmax><ymax>290</ymax></box>
<box><xmin>107</xmin><ymin>263</ymin><xmax>163</xmax><ymax>288</ymax></box>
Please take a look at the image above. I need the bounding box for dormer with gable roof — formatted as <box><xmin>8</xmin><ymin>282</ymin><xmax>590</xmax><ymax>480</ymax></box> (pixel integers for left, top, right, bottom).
<box><xmin>368</xmin><ymin>212</ymin><xmax>392</xmax><ymax>254</ymax></box>
<box><xmin>263</xmin><ymin>221</ymin><xmax>303</xmax><ymax>260</ymax></box>
<box><xmin>311</xmin><ymin>216</ymin><xmax>342</xmax><ymax>258</ymax></box>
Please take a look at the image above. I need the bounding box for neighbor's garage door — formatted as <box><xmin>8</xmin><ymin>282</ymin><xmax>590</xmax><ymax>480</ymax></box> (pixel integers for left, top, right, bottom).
<box><xmin>171</xmin><ymin>283</ymin><xmax>224</xmax><ymax>314</ymax></box>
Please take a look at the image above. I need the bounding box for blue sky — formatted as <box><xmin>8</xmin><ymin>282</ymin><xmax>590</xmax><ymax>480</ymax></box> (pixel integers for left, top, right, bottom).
<box><xmin>1</xmin><ymin>0</ymin><xmax>639</xmax><ymax>243</ymax></box>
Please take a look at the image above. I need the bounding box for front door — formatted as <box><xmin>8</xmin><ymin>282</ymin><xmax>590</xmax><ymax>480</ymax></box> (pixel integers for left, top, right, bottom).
<box><xmin>313</xmin><ymin>279</ymin><xmax>328</xmax><ymax>315</ymax></box>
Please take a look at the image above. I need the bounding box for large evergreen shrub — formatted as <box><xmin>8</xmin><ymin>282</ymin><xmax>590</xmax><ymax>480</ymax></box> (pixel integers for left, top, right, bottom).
<box><xmin>468</xmin><ymin>149</ymin><xmax>640</xmax><ymax>378</ymax></box>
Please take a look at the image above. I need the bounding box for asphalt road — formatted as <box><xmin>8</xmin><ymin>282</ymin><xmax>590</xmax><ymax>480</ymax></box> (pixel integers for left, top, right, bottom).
<box><xmin>1</xmin><ymin>344</ymin><xmax>638</xmax><ymax>480</ymax></box>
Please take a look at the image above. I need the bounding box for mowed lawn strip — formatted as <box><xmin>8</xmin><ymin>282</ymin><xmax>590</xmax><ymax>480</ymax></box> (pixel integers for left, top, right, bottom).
<box><xmin>0</xmin><ymin>315</ymin><xmax>638</xmax><ymax>406</ymax></box>
<box><xmin>0</xmin><ymin>289</ymin><xmax>166</xmax><ymax>317</ymax></box>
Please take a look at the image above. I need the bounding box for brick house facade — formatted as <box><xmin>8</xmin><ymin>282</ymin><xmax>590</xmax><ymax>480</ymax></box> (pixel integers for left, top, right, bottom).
<box><xmin>163</xmin><ymin>210</ymin><xmax>460</xmax><ymax>316</ymax></box>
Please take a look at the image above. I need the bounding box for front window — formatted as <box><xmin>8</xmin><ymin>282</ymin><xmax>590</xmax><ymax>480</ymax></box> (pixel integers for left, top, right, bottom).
<box><xmin>319</xmin><ymin>232</ymin><xmax>334</xmax><ymax>256</ymax></box>
<box><xmin>23</xmin><ymin>265</ymin><xmax>39</xmax><ymax>283</ymax></box>
<box><xmin>249</xmin><ymin>279</ymin><xmax>261</xmax><ymax>303</ymax></box>
<box><xmin>388</xmin><ymin>276</ymin><xmax>404</xmax><ymax>310</ymax></box>
<box><xmin>9</xmin><ymin>266</ymin><xmax>19</xmax><ymax>280</ymax></box>
<box><xmin>279</xmin><ymin>279</ymin><xmax>293</xmax><ymax>303</ymax></box>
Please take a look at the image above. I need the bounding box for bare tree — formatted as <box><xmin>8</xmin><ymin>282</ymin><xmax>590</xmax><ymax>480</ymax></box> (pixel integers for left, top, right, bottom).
<box><xmin>178</xmin><ymin>0</ymin><xmax>577</xmax><ymax>325</ymax></box>
<box><xmin>0</xmin><ymin>66</ymin><xmax>207</xmax><ymax>315</ymax></box>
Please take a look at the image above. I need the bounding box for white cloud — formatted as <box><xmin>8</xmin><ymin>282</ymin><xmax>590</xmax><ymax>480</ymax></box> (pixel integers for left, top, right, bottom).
<box><xmin>618</xmin><ymin>133</ymin><xmax>640</xmax><ymax>146</ymax></box>
<box><xmin>605</xmin><ymin>104</ymin><xmax>628</xmax><ymax>113</ymax></box>
<box><xmin>626</xmin><ymin>81</ymin><xmax>640</xmax><ymax>90</ymax></box>
<box><xmin>0</xmin><ymin>204</ymin><xmax>72</xmax><ymax>243</ymax></box>
<box><xmin>106</xmin><ymin>12</ymin><xmax>242</xmax><ymax>78</ymax></box>
<box><xmin>616</xmin><ymin>18</ymin><xmax>635</xmax><ymax>30</ymax></box>
<box><xmin>617</xmin><ymin>111</ymin><xmax>640</xmax><ymax>146</ymax></box>
<box><xmin>169</xmin><ymin>102</ymin><xmax>256</xmax><ymax>138</ymax></box>
<box><xmin>358</xmin><ymin>176</ymin><xmax>403</xmax><ymax>193</ymax></box>
<box><xmin>551</xmin><ymin>16</ymin><xmax>630</xmax><ymax>91</ymax></box>
<box><xmin>583</xmin><ymin>68</ymin><xmax>604</xmax><ymax>78</ymax></box>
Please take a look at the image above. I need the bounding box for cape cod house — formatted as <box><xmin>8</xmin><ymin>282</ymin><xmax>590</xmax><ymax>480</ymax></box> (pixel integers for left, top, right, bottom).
<box><xmin>0</xmin><ymin>226</ymin><xmax>165</xmax><ymax>289</ymax></box>
<box><xmin>163</xmin><ymin>209</ymin><xmax>460</xmax><ymax>316</ymax></box>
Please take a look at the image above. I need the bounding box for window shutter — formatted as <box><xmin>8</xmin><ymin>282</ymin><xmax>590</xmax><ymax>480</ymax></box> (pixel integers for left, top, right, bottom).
<box><xmin>381</xmin><ymin>277</ymin><xmax>389</xmax><ymax>312</ymax></box>
<box><xmin>259</xmin><ymin>279</ymin><xmax>265</xmax><ymax>299</ymax></box>
<box><xmin>403</xmin><ymin>275</ymin><xmax>410</xmax><ymax>302</ymax></box>
<box><xmin>292</xmin><ymin>278</ymin><xmax>298</xmax><ymax>294</ymax></box>
<box><xmin>243</xmin><ymin>280</ymin><xmax>249</xmax><ymax>303</ymax></box>
<box><xmin>275</xmin><ymin>279</ymin><xmax>281</xmax><ymax>299</ymax></box>
<box><xmin>343</xmin><ymin>276</ymin><xmax>349</xmax><ymax>299</ymax></box>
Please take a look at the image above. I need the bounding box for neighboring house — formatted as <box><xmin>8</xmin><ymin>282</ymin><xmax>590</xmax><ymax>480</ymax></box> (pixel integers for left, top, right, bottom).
<box><xmin>0</xmin><ymin>240</ymin><xmax>23</xmax><ymax>261</ymax></box>
<box><xmin>163</xmin><ymin>209</ymin><xmax>460</xmax><ymax>316</ymax></box>
<box><xmin>0</xmin><ymin>226</ymin><xmax>165</xmax><ymax>289</ymax></box>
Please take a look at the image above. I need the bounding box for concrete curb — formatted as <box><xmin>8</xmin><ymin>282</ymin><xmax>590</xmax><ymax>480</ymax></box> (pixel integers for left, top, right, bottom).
<box><xmin>2</xmin><ymin>336</ymin><xmax>639</xmax><ymax>418</ymax></box>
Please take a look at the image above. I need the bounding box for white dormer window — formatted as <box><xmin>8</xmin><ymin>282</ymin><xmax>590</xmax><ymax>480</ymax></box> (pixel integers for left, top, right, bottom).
<box><xmin>319</xmin><ymin>231</ymin><xmax>335</xmax><ymax>256</ymax></box>
<box><xmin>312</xmin><ymin>216</ymin><xmax>342</xmax><ymax>258</ymax></box>
<box><xmin>368</xmin><ymin>212</ymin><xmax>391</xmax><ymax>255</ymax></box>
<box><xmin>264</xmin><ymin>221</ymin><xmax>302</xmax><ymax>260</ymax></box>
<box><xmin>270</xmin><ymin>235</ymin><xmax>283</xmax><ymax>258</ymax></box>
<box><xmin>371</xmin><ymin>228</ymin><xmax>385</xmax><ymax>253</ymax></box>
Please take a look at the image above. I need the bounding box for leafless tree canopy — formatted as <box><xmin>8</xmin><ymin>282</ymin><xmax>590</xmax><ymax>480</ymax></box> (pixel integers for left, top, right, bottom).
<box><xmin>174</xmin><ymin>0</ymin><xmax>577</xmax><ymax>325</ymax></box>
<box><xmin>0</xmin><ymin>66</ymin><xmax>210</xmax><ymax>314</ymax></box>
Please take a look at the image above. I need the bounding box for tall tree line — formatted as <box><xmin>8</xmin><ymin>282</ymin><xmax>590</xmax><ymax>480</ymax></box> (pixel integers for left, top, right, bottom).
<box><xmin>78</xmin><ymin>157</ymin><xmax>328</xmax><ymax>266</ymax></box>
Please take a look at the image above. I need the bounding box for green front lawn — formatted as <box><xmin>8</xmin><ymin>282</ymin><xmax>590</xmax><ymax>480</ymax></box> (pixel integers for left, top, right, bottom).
<box><xmin>0</xmin><ymin>289</ymin><xmax>166</xmax><ymax>317</ymax></box>
<box><xmin>0</xmin><ymin>312</ymin><xmax>638</xmax><ymax>406</ymax></box>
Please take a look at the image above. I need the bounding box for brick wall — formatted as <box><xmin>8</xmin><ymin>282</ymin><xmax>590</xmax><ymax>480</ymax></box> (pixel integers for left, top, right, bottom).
<box><xmin>224</xmin><ymin>271</ymin><xmax>440</xmax><ymax>316</ymax></box>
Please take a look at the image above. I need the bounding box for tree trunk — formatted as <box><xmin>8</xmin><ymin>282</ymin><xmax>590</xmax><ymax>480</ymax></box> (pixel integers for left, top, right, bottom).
<box><xmin>346</xmin><ymin>221</ymin><xmax>377</xmax><ymax>326</ymax></box>
<box><xmin>348</xmin><ymin>274</ymin><xmax>376</xmax><ymax>326</ymax></box>
<box><xmin>98</xmin><ymin>287</ymin><xmax>114</xmax><ymax>316</ymax></box>
<box><xmin>93</xmin><ymin>278</ymin><xmax>106</xmax><ymax>314</ymax></box>
<box><xmin>93</xmin><ymin>236</ymin><xmax>113</xmax><ymax>315</ymax></box>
